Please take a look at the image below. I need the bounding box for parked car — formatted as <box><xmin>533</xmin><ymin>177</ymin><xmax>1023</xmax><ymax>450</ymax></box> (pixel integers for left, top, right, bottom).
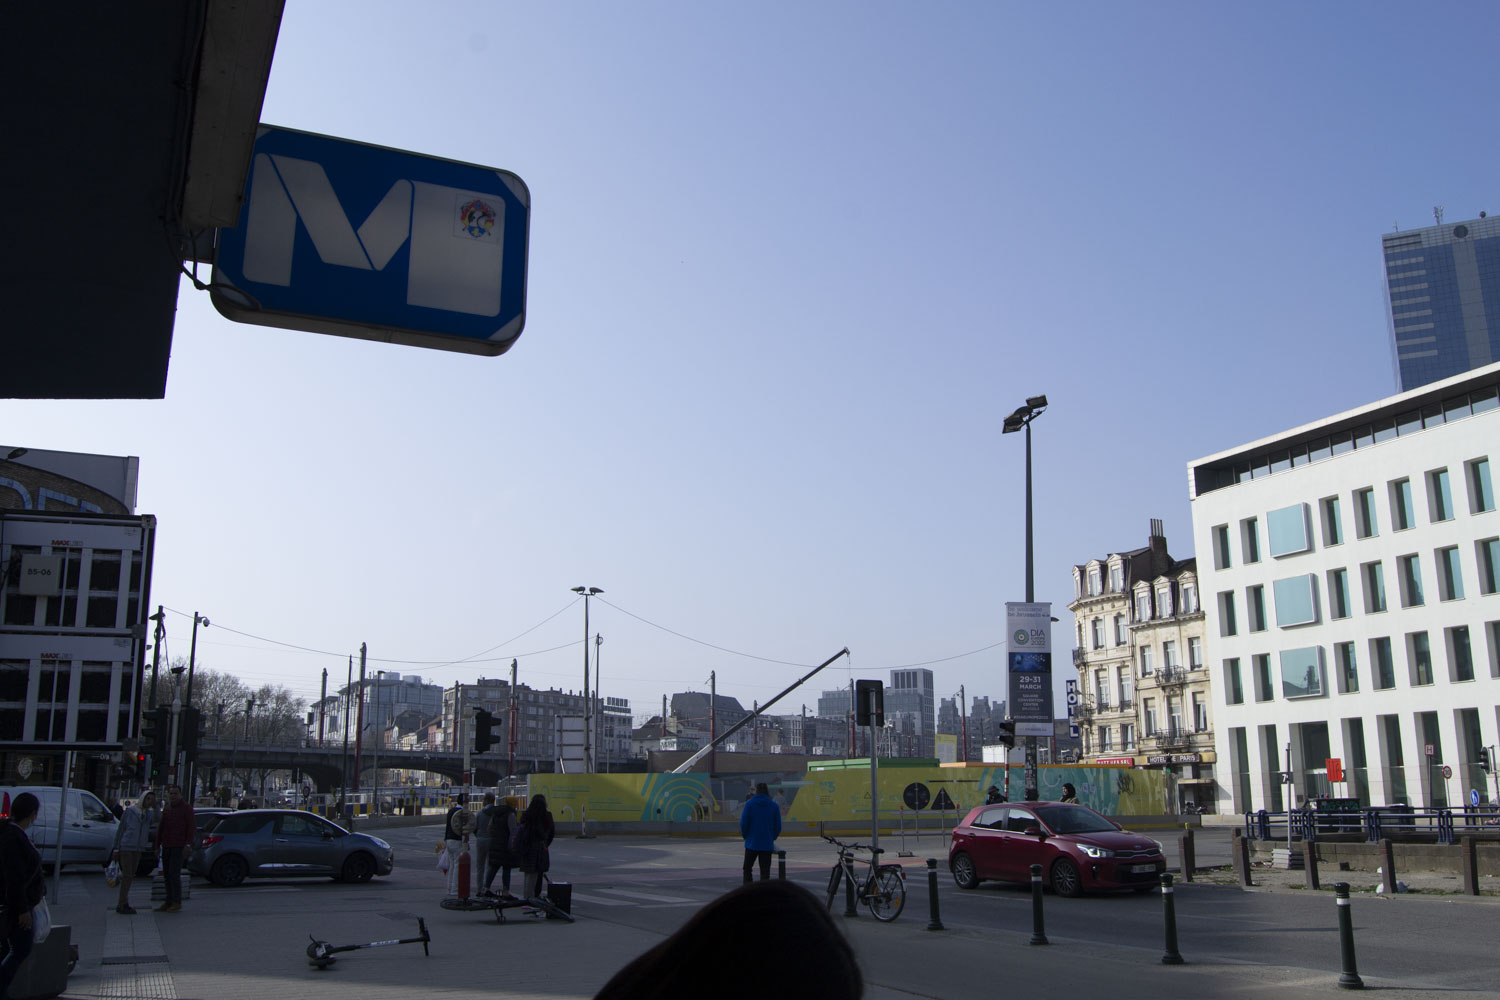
<box><xmin>187</xmin><ymin>808</ymin><xmax>393</xmax><ymax>887</ymax></box>
<box><xmin>194</xmin><ymin>806</ymin><xmax>235</xmax><ymax>836</ymax></box>
<box><xmin>948</xmin><ymin>801</ymin><xmax>1165</xmax><ymax>897</ymax></box>
<box><xmin>0</xmin><ymin>786</ymin><xmax>120</xmax><ymax>870</ymax></box>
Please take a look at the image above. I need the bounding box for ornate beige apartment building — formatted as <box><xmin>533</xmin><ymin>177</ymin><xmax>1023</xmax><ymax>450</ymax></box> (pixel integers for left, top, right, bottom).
<box><xmin>1069</xmin><ymin>520</ymin><xmax>1217</xmax><ymax>812</ymax></box>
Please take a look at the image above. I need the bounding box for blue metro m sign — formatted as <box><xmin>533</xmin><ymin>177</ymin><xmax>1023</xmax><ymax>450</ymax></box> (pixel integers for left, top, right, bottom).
<box><xmin>212</xmin><ymin>126</ymin><xmax>530</xmax><ymax>356</ymax></box>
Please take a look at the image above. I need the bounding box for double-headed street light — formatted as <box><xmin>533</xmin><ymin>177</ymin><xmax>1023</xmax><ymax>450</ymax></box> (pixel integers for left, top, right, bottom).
<box><xmin>572</xmin><ymin>586</ymin><xmax>603</xmax><ymax>772</ymax></box>
<box><xmin>1002</xmin><ymin>394</ymin><xmax>1047</xmax><ymax>802</ymax></box>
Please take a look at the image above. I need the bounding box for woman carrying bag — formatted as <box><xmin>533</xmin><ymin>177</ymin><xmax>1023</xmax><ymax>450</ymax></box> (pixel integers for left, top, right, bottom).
<box><xmin>0</xmin><ymin>792</ymin><xmax>46</xmax><ymax>1000</ymax></box>
<box><xmin>110</xmin><ymin>791</ymin><xmax>158</xmax><ymax>915</ymax></box>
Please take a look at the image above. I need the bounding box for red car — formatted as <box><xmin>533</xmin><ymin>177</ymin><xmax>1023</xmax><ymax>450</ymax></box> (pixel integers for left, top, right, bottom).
<box><xmin>948</xmin><ymin>801</ymin><xmax>1165</xmax><ymax>896</ymax></box>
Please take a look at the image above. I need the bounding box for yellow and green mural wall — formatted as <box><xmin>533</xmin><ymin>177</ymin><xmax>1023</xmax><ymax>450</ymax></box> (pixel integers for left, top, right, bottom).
<box><xmin>528</xmin><ymin>765</ymin><xmax>1169</xmax><ymax>825</ymax></box>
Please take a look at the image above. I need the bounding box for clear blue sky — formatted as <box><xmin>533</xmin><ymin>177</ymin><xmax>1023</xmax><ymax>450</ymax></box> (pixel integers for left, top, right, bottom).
<box><xmin>6</xmin><ymin>2</ymin><xmax>1498</xmax><ymax>723</ymax></box>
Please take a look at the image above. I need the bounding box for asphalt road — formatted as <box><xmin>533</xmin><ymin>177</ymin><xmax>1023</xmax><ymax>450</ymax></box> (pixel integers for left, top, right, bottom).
<box><xmin>52</xmin><ymin>822</ymin><xmax>1498</xmax><ymax>1000</ymax></box>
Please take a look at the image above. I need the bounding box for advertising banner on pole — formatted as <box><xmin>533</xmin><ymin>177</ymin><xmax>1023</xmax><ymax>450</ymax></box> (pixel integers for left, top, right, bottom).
<box><xmin>1007</xmin><ymin>602</ymin><xmax>1054</xmax><ymax>736</ymax></box>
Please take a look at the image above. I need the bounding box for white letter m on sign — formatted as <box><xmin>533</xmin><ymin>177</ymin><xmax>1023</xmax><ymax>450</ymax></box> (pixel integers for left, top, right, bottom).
<box><xmin>240</xmin><ymin>153</ymin><xmax>502</xmax><ymax>317</ymax></box>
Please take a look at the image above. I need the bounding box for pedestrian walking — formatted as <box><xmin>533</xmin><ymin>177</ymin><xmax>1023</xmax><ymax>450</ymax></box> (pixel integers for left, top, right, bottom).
<box><xmin>110</xmin><ymin>791</ymin><xmax>158</xmax><ymax>914</ymax></box>
<box><xmin>985</xmin><ymin>785</ymin><xmax>1006</xmax><ymax>804</ymax></box>
<box><xmin>442</xmin><ymin>794</ymin><xmax>469</xmax><ymax>896</ymax></box>
<box><xmin>473</xmin><ymin>792</ymin><xmax>496</xmax><ymax>892</ymax></box>
<box><xmin>515</xmin><ymin>795</ymin><xmax>555</xmax><ymax>904</ymax></box>
<box><xmin>739</xmin><ymin>782</ymin><xmax>781</xmax><ymax>883</ymax></box>
<box><xmin>483</xmin><ymin>796</ymin><xmax>521</xmax><ymax>898</ymax></box>
<box><xmin>154</xmin><ymin>784</ymin><xmax>194</xmax><ymax>912</ymax></box>
<box><xmin>0</xmin><ymin>792</ymin><xmax>46</xmax><ymax>1000</ymax></box>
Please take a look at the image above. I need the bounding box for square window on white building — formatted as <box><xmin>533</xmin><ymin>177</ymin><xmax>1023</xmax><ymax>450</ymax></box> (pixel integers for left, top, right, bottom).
<box><xmin>1267</xmin><ymin>503</ymin><xmax>1312</xmax><ymax>557</ymax></box>
<box><xmin>1362</xmin><ymin>561</ymin><xmax>1387</xmax><ymax>613</ymax></box>
<box><xmin>1253</xmin><ymin>654</ymin><xmax>1274</xmax><ymax>702</ymax></box>
<box><xmin>1278</xmin><ymin>646</ymin><xmax>1323</xmax><ymax>698</ymax></box>
<box><xmin>1466</xmin><ymin>457</ymin><xmax>1494</xmax><ymax>513</ymax></box>
<box><xmin>1213</xmin><ymin>524</ymin><xmax>1232</xmax><ymax>569</ymax></box>
<box><xmin>1333</xmin><ymin>641</ymin><xmax>1359</xmax><ymax>693</ymax></box>
<box><xmin>1354</xmin><ymin>487</ymin><xmax>1378</xmax><ymax>539</ymax></box>
<box><xmin>1321</xmin><ymin>496</ymin><xmax>1343</xmax><ymax>546</ymax></box>
<box><xmin>1390</xmin><ymin>478</ymin><xmax>1415</xmax><ymax>531</ymax></box>
<box><xmin>1436</xmin><ymin>546</ymin><xmax>1464</xmax><ymax>601</ymax></box>
<box><xmin>1328</xmin><ymin>567</ymin><xmax>1351</xmax><ymax>619</ymax></box>
<box><xmin>1407</xmin><ymin>631</ymin><xmax>1434</xmax><ymax>686</ymax></box>
<box><xmin>1370</xmin><ymin>636</ymin><xmax>1396</xmax><ymax>689</ymax></box>
<box><xmin>1272</xmin><ymin>574</ymin><xmax>1319</xmax><ymax>627</ymax></box>
<box><xmin>1218</xmin><ymin>591</ymin><xmax>1238</xmax><ymax>636</ymax></box>
<box><xmin>1446</xmin><ymin>625</ymin><xmax>1474</xmax><ymax>683</ymax></box>
<box><xmin>1241</xmin><ymin>517</ymin><xmax>1261</xmax><ymax>563</ymax></box>
<box><xmin>1397</xmin><ymin>554</ymin><xmax>1424</xmax><ymax>607</ymax></box>
<box><xmin>1247</xmin><ymin>584</ymin><xmax>1268</xmax><ymax>631</ymax></box>
<box><xmin>1223</xmin><ymin>658</ymin><xmax>1244</xmax><ymax>704</ymax></box>
<box><xmin>1477</xmin><ymin>537</ymin><xmax>1500</xmax><ymax>595</ymax></box>
<box><xmin>1427</xmin><ymin>468</ymin><xmax>1453</xmax><ymax>522</ymax></box>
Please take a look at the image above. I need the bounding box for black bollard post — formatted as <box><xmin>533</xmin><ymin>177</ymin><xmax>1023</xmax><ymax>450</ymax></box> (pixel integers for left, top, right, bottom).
<box><xmin>1304</xmin><ymin>840</ymin><xmax>1320</xmax><ymax>890</ymax></box>
<box><xmin>777</xmin><ymin>851</ymin><xmax>786</xmax><ymax>881</ymax></box>
<box><xmin>845</xmin><ymin>865</ymin><xmax>859</xmax><ymax>917</ymax></box>
<box><xmin>1028</xmin><ymin>864</ymin><xmax>1048</xmax><ymax>945</ymax></box>
<box><xmin>925</xmin><ymin>858</ymin><xmax>944</xmax><ymax>931</ymax></box>
<box><xmin>1180</xmin><ymin>826</ymin><xmax>1196</xmax><ymax>883</ymax></box>
<box><xmin>1160</xmin><ymin>873</ymin><xmax>1184</xmax><ymax>965</ymax></box>
<box><xmin>1232</xmin><ymin>827</ymin><xmax>1254</xmax><ymax>886</ymax></box>
<box><xmin>1379</xmin><ymin>839</ymin><xmax>1396</xmax><ymax>896</ymax></box>
<box><xmin>1334</xmin><ymin>882</ymin><xmax>1364</xmax><ymax>989</ymax></box>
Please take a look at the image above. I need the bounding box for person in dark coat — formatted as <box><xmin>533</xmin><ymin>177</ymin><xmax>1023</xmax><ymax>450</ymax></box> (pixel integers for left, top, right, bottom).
<box><xmin>0</xmin><ymin>792</ymin><xmax>46</xmax><ymax>1000</ymax></box>
<box><xmin>594</xmin><ymin>881</ymin><xmax>862</xmax><ymax>1000</ymax></box>
<box><xmin>483</xmin><ymin>796</ymin><xmax>521</xmax><ymax>898</ymax></box>
<box><xmin>1060</xmin><ymin>783</ymin><xmax>1079</xmax><ymax>804</ymax></box>
<box><xmin>739</xmin><ymin>782</ymin><xmax>781</xmax><ymax>883</ymax></box>
<box><xmin>515</xmin><ymin>795</ymin><xmax>556</xmax><ymax>902</ymax></box>
<box><xmin>985</xmin><ymin>785</ymin><xmax>1006</xmax><ymax>804</ymax></box>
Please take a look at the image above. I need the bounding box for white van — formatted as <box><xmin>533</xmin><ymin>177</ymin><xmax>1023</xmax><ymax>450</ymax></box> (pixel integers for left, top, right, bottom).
<box><xmin>0</xmin><ymin>786</ymin><xmax>120</xmax><ymax>869</ymax></box>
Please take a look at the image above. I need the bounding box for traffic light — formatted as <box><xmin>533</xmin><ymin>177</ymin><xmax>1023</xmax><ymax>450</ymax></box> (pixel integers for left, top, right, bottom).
<box><xmin>474</xmin><ymin>709</ymin><xmax>496</xmax><ymax>753</ymax></box>
<box><xmin>1481</xmin><ymin>748</ymin><xmax>1494</xmax><ymax>775</ymax></box>
<box><xmin>996</xmin><ymin>720</ymin><xmax>1016</xmax><ymax>749</ymax></box>
<box><xmin>140</xmin><ymin>705</ymin><xmax>168</xmax><ymax>773</ymax></box>
<box><xmin>135</xmin><ymin>752</ymin><xmax>147</xmax><ymax>783</ymax></box>
<box><xmin>854</xmin><ymin>680</ymin><xmax>884</xmax><ymax>727</ymax></box>
<box><xmin>181</xmin><ymin>706</ymin><xmax>206</xmax><ymax>759</ymax></box>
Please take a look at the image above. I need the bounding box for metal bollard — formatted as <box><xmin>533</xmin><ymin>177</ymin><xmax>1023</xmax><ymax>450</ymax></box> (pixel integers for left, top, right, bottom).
<box><xmin>1160</xmin><ymin>873</ymin><xmax>1184</xmax><ymax>964</ymax></box>
<box><xmin>1028</xmin><ymin>864</ymin><xmax>1048</xmax><ymax>945</ymax></box>
<box><xmin>1304</xmin><ymin>840</ymin><xmax>1320</xmax><ymax>890</ymax></box>
<box><xmin>1180</xmin><ymin>827</ymin><xmax>1196</xmax><ymax>883</ymax></box>
<box><xmin>1334</xmin><ymin>882</ymin><xmax>1363</xmax><ymax>989</ymax></box>
<box><xmin>1232</xmin><ymin>828</ymin><xmax>1254</xmax><ymax>886</ymax></box>
<box><xmin>925</xmin><ymin>858</ymin><xmax>944</xmax><ymax>931</ymax></box>
<box><xmin>777</xmin><ymin>851</ymin><xmax>786</xmax><ymax>881</ymax></box>
<box><xmin>1379</xmin><ymin>839</ymin><xmax>1396</xmax><ymax>896</ymax></box>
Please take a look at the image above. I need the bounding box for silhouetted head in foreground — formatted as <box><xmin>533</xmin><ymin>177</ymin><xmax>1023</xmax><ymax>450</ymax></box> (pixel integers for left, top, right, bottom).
<box><xmin>594</xmin><ymin>880</ymin><xmax>862</xmax><ymax>1000</ymax></box>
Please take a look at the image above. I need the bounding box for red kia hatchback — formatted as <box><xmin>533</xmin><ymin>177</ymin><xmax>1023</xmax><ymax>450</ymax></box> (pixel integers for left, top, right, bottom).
<box><xmin>948</xmin><ymin>801</ymin><xmax>1165</xmax><ymax>896</ymax></box>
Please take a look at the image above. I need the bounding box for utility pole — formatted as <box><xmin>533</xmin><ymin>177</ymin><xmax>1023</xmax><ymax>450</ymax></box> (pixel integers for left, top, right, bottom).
<box><xmin>318</xmin><ymin>668</ymin><xmax>327</xmax><ymax>743</ymax></box>
<box><xmin>352</xmin><ymin>643</ymin><xmax>366</xmax><ymax>791</ymax></box>
<box><xmin>340</xmin><ymin>655</ymin><xmax>352</xmax><ymax>814</ymax></box>
<box><xmin>571</xmin><ymin>587</ymin><xmax>603</xmax><ymax>772</ymax></box>
<box><xmin>959</xmin><ymin>685</ymin><xmax>968</xmax><ymax>764</ymax></box>
<box><xmin>507</xmin><ymin>659</ymin><xmax>518</xmax><ymax>779</ymax></box>
<box><xmin>148</xmin><ymin>606</ymin><xmax>165</xmax><ymax>710</ymax></box>
<box><xmin>709</xmin><ymin>671</ymin><xmax>717</xmax><ymax>777</ymax></box>
<box><xmin>594</xmin><ymin>633</ymin><xmax>604</xmax><ymax>772</ymax></box>
<box><xmin>460</xmin><ymin>682</ymin><xmax>470</xmax><ymax>790</ymax></box>
<box><xmin>848</xmin><ymin>678</ymin><xmax>855</xmax><ymax>758</ymax></box>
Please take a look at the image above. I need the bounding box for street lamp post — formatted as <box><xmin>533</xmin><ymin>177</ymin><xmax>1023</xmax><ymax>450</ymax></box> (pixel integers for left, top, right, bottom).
<box><xmin>1002</xmin><ymin>393</ymin><xmax>1048</xmax><ymax>802</ymax></box>
<box><xmin>184</xmin><ymin>612</ymin><xmax>210</xmax><ymax>708</ymax></box>
<box><xmin>571</xmin><ymin>586</ymin><xmax>603</xmax><ymax>772</ymax></box>
<box><xmin>374</xmin><ymin>670</ymin><xmax>385</xmax><ymax>815</ymax></box>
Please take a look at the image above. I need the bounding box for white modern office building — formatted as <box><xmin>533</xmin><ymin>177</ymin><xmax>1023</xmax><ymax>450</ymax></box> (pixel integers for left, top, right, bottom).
<box><xmin>1189</xmin><ymin>362</ymin><xmax>1500</xmax><ymax>813</ymax></box>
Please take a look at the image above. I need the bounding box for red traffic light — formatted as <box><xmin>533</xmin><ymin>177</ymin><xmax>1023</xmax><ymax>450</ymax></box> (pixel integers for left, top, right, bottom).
<box><xmin>137</xmin><ymin>752</ymin><xmax>147</xmax><ymax>762</ymax></box>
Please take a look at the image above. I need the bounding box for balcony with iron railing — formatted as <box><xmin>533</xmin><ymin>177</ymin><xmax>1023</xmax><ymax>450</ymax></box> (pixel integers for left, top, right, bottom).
<box><xmin>1141</xmin><ymin>725</ymin><xmax>1206</xmax><ymax>751</ymax></box>
<box><xmin>1157</xmin><ymin>666</ymin><xmax>1189</xmax><ymax>687</ymax></box>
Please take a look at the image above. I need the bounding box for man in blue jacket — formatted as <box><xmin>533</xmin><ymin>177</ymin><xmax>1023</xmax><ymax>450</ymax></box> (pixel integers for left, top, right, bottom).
<box><xmin>739</xmin><ymin>782</ymin><xmax>781</xmax><ymax>883</ymax></box>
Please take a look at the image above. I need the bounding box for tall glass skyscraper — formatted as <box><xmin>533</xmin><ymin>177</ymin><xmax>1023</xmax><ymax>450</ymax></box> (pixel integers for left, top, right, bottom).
<box><xmin>1381</xmin><ymin>213</ymin><xmax>1500</xmax><ymax>391</ymax></box>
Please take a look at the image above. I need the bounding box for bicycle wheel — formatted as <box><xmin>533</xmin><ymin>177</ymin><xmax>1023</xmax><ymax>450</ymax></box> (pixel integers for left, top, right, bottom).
<box><xmin>864</xmin><ymin>866</ymin><xmax>906</xmax><ymax>922</ymax></box>
<box><xmin>825</xmin><ymin>863</ymin><xmax>844</xmax><ymax>911</ymax></box>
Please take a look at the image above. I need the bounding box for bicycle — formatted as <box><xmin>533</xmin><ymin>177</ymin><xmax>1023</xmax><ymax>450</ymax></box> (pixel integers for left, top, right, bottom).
<box><xmin>822</xmin><ymin>834</ymin><xmax>906</xmax><ymax>921</ymax></box>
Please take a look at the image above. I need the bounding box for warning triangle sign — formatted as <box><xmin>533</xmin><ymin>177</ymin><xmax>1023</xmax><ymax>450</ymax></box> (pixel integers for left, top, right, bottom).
<box><xmin>931</xmin><ymin>787</ymin><xmax>956</xmax><ymax>811</ymax></box>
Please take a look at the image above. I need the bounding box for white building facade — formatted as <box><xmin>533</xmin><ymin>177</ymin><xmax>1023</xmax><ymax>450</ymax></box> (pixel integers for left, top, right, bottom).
<box><xmin>1189</xmin><ymin>363</ymin><xmax>1500</xmax><ymax>813</ymax></box>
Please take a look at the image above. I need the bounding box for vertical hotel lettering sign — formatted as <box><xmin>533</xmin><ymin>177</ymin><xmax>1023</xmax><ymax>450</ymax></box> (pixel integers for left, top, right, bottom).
<box><xmin>1006</xmin><ymin>602</ymin><xmax>1054</xmax><ymax>737</ymax></box>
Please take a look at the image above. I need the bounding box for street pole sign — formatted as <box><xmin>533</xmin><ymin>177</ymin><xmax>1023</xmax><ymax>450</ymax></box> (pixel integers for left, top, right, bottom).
<box><xmin>213</xmin><ymin>125</ymin><xmax>530</xmax><ymax>356</ymax></box>
<box><xmin>1007</xmin><ymin>602</ymin><xmax>1054</xmax><ymax>737</ymax></box>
